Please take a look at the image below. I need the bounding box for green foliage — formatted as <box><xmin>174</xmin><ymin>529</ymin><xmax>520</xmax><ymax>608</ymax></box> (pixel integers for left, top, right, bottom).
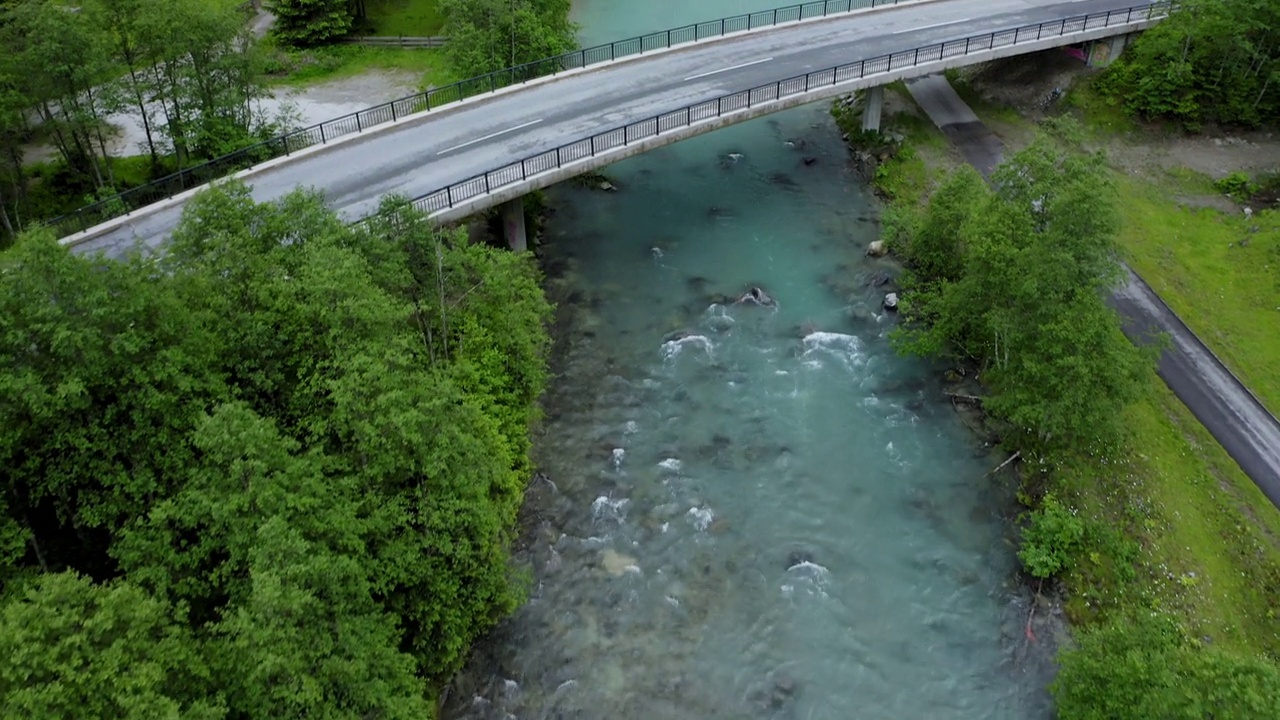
<box><xmin>269</xmin><ymin>0</ymin><xmax>355</xmax><ymax>47</ymax></box>
<box><xmin>905</xmin><ymin>165</ymin><xmax>985</xmax><ymax>283</ymax></box>
<box><xmin>1213</xmin><ymin>171</ymin><xmax>1258</xmax><ymax>202</ymax></box>
<box><xmin>1098</xmin><ymin>0</ymin><xmax>1280</xmax><ymax>128</ymax></box>
<box><xmin>0</xmin><ymin>573</ymin><xmax>224</xmax><ymax>719</ymax></box>
<box><xmin>439</xmin><ymin>0</ymin><xmax>576</xmax><ymax>76</ymax></box>
<box><xmin>1</xmin><ymin>0</ymin><xmax>288</xmax><ymax>241</ymax></box>
<box><xmin>1018</xmin><ymin>493</ymin><xmax>1085</xmax><ymax>579</ymax></box>
<box><xmin>893</xmin><ymin>120</ymin><xmax>1153</xmax><ymax>456</ymax></box>
<box><xmin>0</xmin><ymin>185</ymin><xmax>551</xmax><ymax>714</ymax></box>
<box><xmin>1054</xmin><ymin>612</ymin><xmax>1280</xmax><ymax>720</ymax></box>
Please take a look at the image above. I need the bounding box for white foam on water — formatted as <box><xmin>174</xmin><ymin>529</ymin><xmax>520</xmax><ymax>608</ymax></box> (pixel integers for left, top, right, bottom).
<box><xmin>610</xmin><ymin>447</ymin><xmax>625</xmax><ymax>470</ymax></box>
<box><xmin>802</xmin><ymin>331</ymin><xmax>866</xmax><ymax>373</ymax></box>
<box><xmin>658</xmin><ymin>458</ymin><xmax>682</xmax><ymax>473</ymax></box>
<box><xmin>592</xmin><ymin>495</ymin><xmax>630</xmax><ymax>524</ymax></box>
<box><xmin>661</xmin><ymin>334</ymin><xmax>713</xmax><ymax>361</ymax></box>
<box><xmin>624</xmin><ymin>420</ymin><xmax>639</xmax><ymax>434</ymax></box>
<box><xmin>686</xmin><ymin>505</ymin><xmax>715</xmax><ymax>531</ymax></box>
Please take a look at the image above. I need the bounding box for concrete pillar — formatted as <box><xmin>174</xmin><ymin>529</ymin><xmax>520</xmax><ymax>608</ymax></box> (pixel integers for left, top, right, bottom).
<box><xmin>1087</xmin><ymin>33</ymin><xmax>1129</xmax><ymax>67</ymax></box>
<box><xmin>501</xmin><ymin>197</ymin><xmax>527</xmax><ymax>253</ymax></box>
<box><xmin>861</xmin><ymin>85</ymin><xmax>885</xmax><ymax>133</ymax></box>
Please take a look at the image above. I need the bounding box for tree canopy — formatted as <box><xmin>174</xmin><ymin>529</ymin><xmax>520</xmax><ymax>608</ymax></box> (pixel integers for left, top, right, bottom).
<box><xmin>892</xmin><ymin>119</ymin><xmax>1153</xmax><ymax>458</ymax></box>
<box><xmin>0</xmin><ymin>184</ymin><xmax>551</xmax><ymax>715</ymax></box>
<box><xmin>1101</xmin><ymin>0</ymin><xmax>1280</xmax><ymax>128</ymax></box>
<box><xmin>439</xmin><ymin>0</ymin><xmax>577</xmax><ymax>76</ymax></box>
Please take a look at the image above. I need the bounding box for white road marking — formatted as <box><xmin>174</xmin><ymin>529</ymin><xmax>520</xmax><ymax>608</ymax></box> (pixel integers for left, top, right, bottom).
<box><xmin>684</xmin><ymin>57</ymin><xmax>775</xmax><ymax>82</ymax></box>
<box><xmin>892</xmin><ymin>18</ymin><xmax>971</xmax><ymax>33</ymax></box>
<box><xmin>436</xmin><ymin>118</ymin><xmax>544</xmax><ymax>155</ymax></box>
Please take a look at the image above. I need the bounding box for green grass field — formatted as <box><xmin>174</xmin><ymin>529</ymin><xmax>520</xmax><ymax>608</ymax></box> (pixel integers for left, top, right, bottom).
<box><xmin>357</xmin><ymin>0</ymin><xmax>445</xmax><ymax>36</ymax></box>
<box><xmin>1114</xmin><ymin>173</ymin><xmax>1280</xmax><ymax>417</ymax></box>
<box><xmin>267</xmin><ymin>45</ymin><xmax>457</xmax><ymax>90</ymax></box>
<box><xmin>1058</xmin><ymin>377</ymin><xmax>1280</xmax><ymax>658</ymax></box>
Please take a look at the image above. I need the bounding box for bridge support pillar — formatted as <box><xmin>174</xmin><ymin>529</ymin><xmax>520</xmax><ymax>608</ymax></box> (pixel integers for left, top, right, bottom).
<box><xmin>1088</xmin><ymin>33</ymin><xmax>1129</xmax><ymax>67</ymax></box>
<box><xmin>501</xmin><ymin>197</ymin><xmax>528</xmax><ymax>253</ymax></box>
<box><xmin>861</xmin><ymin>85</ymin><xmax>885</xmax><ymax>132</ymax></box>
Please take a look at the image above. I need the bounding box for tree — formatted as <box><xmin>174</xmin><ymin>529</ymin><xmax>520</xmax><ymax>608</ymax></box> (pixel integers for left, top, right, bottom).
<box><xmin>1101</xmin><ymin>0</ymin><xmax>1280</xmax><ymax>128</ymax></box>
<box><xmin>0</xmin><ymin>185</ymin><xmax>551</xmax><ymax>711</ymax></box>
<box><xmin>0</xmin><ymin>573</ymin><xmax>223</xmax><ymax>719</ymax></box>
<box><xmin>894</xmin><ymin>120</ymin><xmax>1152</xmax><ymax>456</ymax></box>
<box><xmin>268</xmin><ymin>0</ymin><xmax>353</xmax><ymax>47</ymax></box>
<box><xmin>440</xmin><ymin>0</ymin><xmax>577</xmax><ymax>76</ymax></box>
<box><xmin>4</xmin><ymin>0</ymin><xmax>118</xmax><ymax>188</ymax></box>
<box><xmin>1053</xmin><ymin>612</ymin><xmax>1280</xmax><ymax>719</ymax></box>
<box><xmin>0</xmin><ymin>231</ymin><xmax>221</xmax><ymax>578</ymax></box>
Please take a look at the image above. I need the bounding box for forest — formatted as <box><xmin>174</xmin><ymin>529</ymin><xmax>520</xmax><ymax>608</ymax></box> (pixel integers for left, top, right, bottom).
<box><xmin>0</xmin><ymin>186</ymin><xmax>552</xmax><ymax>716</ymax></box>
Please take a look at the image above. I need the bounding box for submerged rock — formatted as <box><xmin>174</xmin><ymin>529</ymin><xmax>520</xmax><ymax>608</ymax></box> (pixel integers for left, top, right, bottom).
<box><xmin>786</xmin><ymin>549</ymin><xmax>814</xmax><ymax>569</ymax></box>
<box><xmin>601</xmin><ymin>548</ymin><xmax>637</xmax><ymax>576</ymax></box>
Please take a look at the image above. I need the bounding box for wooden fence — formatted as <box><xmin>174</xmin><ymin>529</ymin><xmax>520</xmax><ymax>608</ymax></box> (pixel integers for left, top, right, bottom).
<box><xmin>339</xmin><ymin>36</ymin><xmax>450</xmax><ymax>48</ymax></box>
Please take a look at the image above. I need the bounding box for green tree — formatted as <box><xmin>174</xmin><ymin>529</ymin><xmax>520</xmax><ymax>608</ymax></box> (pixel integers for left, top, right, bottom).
<box><xmin>440</xmin><ymin>0</ymin><xmax>577</xmax><ymax>76</ymax></box>
<box><xmin>1054</xmin><ymin>612</ymin><xmax>1280</xmax><ymax>719</ymax></box>
<box><xmin>0</xmin><ymin>572</ymin><xmax>223</xmax><ymax>719</ymax></box>
<box><xmin>268</xmin><ymin>0</ymin><xmax>354</xmax><ymax>47</ymax></box>
<box><xmin>1101</xmin><ymin>0</ymin><xmax>1280</xmax><ymax>128</ymax></box>
<box><xmin>0</xmin><ymin>231</ymin><xmax>220</xmax><ymax>578</ymax></box>
<box><xmin>894</xmin><ymin>121</ymin><xmax>1152</xmax><ymax>456</ymax></box>
<box><xmin>0</xmin><ymin>185</ymin><xmax>551</xmax><ymax>711</ymax></box>
<box><xmin>3</xmin><ymin>0</ymin><xmax>118</xmax><ymax>188</ymax></box>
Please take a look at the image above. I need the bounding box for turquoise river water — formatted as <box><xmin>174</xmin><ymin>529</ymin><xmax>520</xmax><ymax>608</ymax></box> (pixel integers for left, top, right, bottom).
<box><xmin>442</xmin><ymin>3</ymin><xmax>1055</xmax><ymax>718</ymax></box>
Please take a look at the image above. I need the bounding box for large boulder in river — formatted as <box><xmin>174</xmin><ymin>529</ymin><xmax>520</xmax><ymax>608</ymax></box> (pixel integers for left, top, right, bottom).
<box><xmin>866</xmin><ymin>240</ymin><xmax>887</xmax><ymax>257</ymax></box>
<box><xmin>883</xmin><ymin>292</ymin><xmax>899</xmax><ymax>311</ymax></box>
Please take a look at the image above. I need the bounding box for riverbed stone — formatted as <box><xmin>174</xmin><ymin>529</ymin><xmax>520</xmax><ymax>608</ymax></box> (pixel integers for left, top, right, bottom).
<box><xmin>866</xmin><ymin>240</ymin><xmax>887</xmax><ymax>257</ymax></box>
<box><xmin>883</xmin><ymin>292</ymin><xmax>899</xmax><ymax>310</ymax></box>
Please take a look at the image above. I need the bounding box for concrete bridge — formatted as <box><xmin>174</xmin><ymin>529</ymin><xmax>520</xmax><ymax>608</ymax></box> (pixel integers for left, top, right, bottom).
<box><xmin>64</xmin><ymin>0</ymin><xmax>1161</xmax><ymax>256</ymax></box>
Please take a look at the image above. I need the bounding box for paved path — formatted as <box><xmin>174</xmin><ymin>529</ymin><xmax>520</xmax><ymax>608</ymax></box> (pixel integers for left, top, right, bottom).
<box><xmin>906</xmin><ymin>73</ymin><xmax>1280</xmax><ymax>508</ymax></box>
<box><xmin>71</xmin><ymin>0</ymin><xmax>1151</xmax><ymax>257</ymax></box>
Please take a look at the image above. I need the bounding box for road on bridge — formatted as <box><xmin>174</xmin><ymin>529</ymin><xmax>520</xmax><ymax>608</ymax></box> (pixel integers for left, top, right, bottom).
<box><xmin>72</xmin><ymin>0</ymin><xmax>1141</xmax><ymax>257</ymax></box>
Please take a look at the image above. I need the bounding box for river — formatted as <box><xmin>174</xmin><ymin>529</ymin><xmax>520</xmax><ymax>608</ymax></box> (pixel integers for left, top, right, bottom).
<box><xmin>441</xmin><ymin>3</ymin><xmax>1053</xmax><ymax>718</ymax></box>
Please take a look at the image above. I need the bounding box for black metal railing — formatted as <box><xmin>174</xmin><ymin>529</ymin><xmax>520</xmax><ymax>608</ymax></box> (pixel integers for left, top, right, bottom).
<box><xmin>393</xmin><ymin>3</ymin><xmax>1168</xmax><ymax>219</ymax></box>
<box><xmin>51</xmin><ymin>0</ymin><xmax>928</xmax><ymax>238</ymax></box>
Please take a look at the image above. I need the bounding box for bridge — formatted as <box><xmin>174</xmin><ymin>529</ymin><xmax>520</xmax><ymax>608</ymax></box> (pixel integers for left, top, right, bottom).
<box><xmin>62</xmin><ymin>0</ymin><xmax>1163</xmax><ymax>256</ymax></box>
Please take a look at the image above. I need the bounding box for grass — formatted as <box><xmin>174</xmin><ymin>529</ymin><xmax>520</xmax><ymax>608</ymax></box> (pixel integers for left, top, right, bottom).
<box><xmin>1056</xmin><ymin>375</ymin><xmax>1280</xmax><ymax>659</ymax></box>
<box><xmin>266</xmin><ymin>44</ymin><xmax>457</xmax><ymax>89</ymax></box>
<box><xmin>1113</xmin><ymin>172</ymin><xmax>1280</xmax><ymax>416</ymax></box>
<box><xmin>356</xmin><ymin>0</ymin><xmax>445</xmax><ymax>36</ymax></box>
<box><xmin>17</xmin><ymin>155</ymin><xmax>166</xmax><ymax>224</ymax></box>
<box><xmin>1062</xmin><ymin>73</ymin><xmax>1140</xmax><ymax>137</ymax></box>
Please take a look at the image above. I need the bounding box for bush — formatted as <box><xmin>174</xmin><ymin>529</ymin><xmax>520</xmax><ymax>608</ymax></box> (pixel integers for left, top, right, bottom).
<box><xmin>1019</xmin><ymin>493</ymin><xmax>1086</xmax><ymax>579</ymax></box>
<box><xmin>1214</xmin><ymin>171</ymin><xmax>1259</xmax><ymax>202</ymax></box>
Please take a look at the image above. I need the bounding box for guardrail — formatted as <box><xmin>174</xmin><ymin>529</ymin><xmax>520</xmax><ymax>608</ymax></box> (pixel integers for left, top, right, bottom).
<box><xmin>339</xmin><ymin>36</ymin><xmax>449</xmax><ymax>48</ymax></box>
<box><xmin>397</xmin><ymin>3</ymin><xmax>1169</xmax><ymax>219</ymax></box>
<box><xmin>51</xmin><ymin>0</ymin><xmax>929</xmax><ymax>239</ymax></box>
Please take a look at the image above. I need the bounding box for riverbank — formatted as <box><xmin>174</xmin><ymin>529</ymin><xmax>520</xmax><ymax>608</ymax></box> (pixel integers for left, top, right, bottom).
<box><xmin>859</xmin><ymin>65</ymin><xmax>1280</xmax><ymax>682</ymax></box>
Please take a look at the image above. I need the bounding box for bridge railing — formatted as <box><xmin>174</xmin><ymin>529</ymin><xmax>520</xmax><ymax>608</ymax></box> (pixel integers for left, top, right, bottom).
<box><xmin>50</xmin><ymin>0</ymin><xmax>928</xmax><ymax>239</ymax></box>
<box><xmin>394</xmin><ymin>3</ymin><xmax>1169</xmax><ymax>219</ymax></box>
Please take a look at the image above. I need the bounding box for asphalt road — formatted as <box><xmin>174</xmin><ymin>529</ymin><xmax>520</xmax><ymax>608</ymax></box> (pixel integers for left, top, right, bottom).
<box><xmin>906</xmin><ymin>74</ymin><xmax>1280</xmax><ymax>508</ymax></box>
<box><xmin>73</xmin><ymin>0</ymin><xmax>1147</xmax><ymax>257</ymax></box>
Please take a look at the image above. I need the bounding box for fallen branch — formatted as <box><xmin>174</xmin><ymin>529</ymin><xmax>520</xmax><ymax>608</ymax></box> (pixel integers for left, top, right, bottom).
<box><xmin>988</xmin><ymin>450</ymin><xmax>1022</xmax><ymax>477</ymax></box>
<box><xmin>1025</xmin><ymin>578</ymin><xmax>1045</xmax><ymax>645</ymax></box>
<box><xmin>944</xmin><ymin>391</ymin><xmax>984</xmax><ymax>403</ymax></box>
